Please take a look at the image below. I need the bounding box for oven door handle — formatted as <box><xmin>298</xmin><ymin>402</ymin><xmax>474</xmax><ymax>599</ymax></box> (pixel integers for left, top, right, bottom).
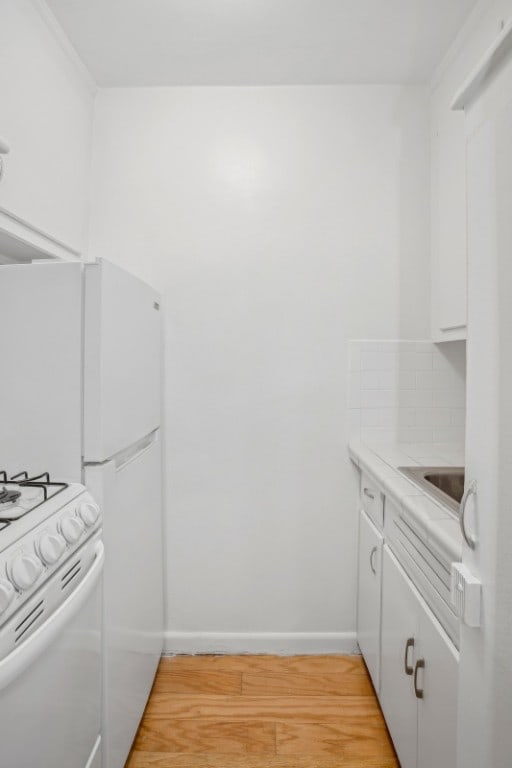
<box><xmin>0</xmin><ymin>540</ymin><xmax>104</xmax><ymax>691</ymax></box>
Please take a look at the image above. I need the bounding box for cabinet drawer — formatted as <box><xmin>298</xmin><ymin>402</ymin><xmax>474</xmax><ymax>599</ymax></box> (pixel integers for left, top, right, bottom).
<box><xmin>360</xmin><ymin>473</ymin><xmax>384</xmax><ymax>529</ymax></box>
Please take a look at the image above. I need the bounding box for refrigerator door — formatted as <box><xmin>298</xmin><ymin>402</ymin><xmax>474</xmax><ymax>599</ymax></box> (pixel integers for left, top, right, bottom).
<box><xmin>0</xmin><ymin>261</ymin><xmax>82</xmax><ymax>480</ymax></box>
<box><xmin>85</xmin><ymin>429</ymin><xmax>164</xmax><ymax>768</ymax></box>
<box><xmin>83</xmin><ymin>259</ymin><xmax>161</xmax><ymax>462</ymax></box>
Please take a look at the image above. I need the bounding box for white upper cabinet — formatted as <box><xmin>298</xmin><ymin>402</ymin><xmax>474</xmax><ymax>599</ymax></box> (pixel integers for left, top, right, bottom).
<box><xmin>430</xmin><ymin>98</ymin><xmax>468</xmax><ymax>341</ymax></box>
<box><xmin>429</xmin><ymin>5</ymin><xmax>512</xmax><ymax>342</ymax></box>
<box><xmin>0</xmin><ymin>0</ymin><xmax>95</xmax><ymax>257</ymax></box>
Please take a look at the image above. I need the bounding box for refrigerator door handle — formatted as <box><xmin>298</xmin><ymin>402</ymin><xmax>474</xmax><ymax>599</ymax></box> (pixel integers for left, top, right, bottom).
<box><xmin>114</xmin><ymin>431</ymin><xmax>158</xmax><ymax>472</ymax></box>
<box><xmin>460</xmin><ymin>480</ymin><xmax>477</xmax><ymax>550</ymax></box>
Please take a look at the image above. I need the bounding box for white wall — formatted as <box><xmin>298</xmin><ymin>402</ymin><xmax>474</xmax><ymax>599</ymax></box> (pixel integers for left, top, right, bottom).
<box><xmin>89</xmin><ymin>85</ymin><xmax>430</xmax><ymax>653</ymax></box>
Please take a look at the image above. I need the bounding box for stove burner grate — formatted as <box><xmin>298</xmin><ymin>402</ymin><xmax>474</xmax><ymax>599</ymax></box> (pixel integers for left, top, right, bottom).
<box><xmin>0</xmin><ymin>471</ymin><xmax>68</xmax><ymax>525</ymax></box>
<box><xmin>0</xmin><ymin>487</ymin><xmax>22</xmax><ymax>505</ymax></box>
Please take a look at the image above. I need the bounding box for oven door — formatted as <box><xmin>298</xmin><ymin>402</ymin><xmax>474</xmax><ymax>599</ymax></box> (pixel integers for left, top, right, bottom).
<box><xmin>0</xmin><ymin>535</ymin><xmax>103</xmax><ymax>768</ymax></box>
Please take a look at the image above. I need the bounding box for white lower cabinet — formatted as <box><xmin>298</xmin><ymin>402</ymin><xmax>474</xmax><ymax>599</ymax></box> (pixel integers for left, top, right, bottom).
<box><xmin>380</xmin><ymin>544</ymin><xmax>419</xmax><ymax>768</ymax></box>
<box><xmin>380</xmin><ymin>545</ymin><xmax>458</xmax><ymax>768</ymax></box>
<box><xmin>356</xmin><ymin>510</ymin><xmax>383</xmax><ymax>692</ymax></box>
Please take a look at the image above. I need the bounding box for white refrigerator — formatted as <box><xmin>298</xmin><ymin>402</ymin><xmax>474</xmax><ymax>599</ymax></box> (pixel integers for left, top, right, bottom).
<box><xmin>83</xmin><ymin>259</ymin><xmax>164</xmax><ymax>768</ymax></box>
<box><xmin>0</xmin><ymin>258</ymin><xmax>164</xmax><ymax>768</ymax></box>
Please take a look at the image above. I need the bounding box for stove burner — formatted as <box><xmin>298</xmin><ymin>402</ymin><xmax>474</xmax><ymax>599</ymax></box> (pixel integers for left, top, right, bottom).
<box><xmin>0</xmin><ymin>487</ymin><xmax>22</xmax><ymax>505</ymax></box>
<box><xmin>0</xmin><ymin>471</ymin><xmax>68</xmax><ymax>527</ymax></box>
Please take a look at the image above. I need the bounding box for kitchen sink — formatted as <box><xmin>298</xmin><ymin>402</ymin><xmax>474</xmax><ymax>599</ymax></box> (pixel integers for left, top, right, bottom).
<box><xmin>398</xmin><ymin>466</ymin><xmax>465</xmax><ymax>516</ymax></box>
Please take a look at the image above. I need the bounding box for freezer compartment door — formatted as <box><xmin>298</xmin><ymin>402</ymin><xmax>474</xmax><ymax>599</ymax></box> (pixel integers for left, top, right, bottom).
<box><xmin>0</xmin><ymin>261</ymin><xmax>82</xmax><ymax>480</ymax></box>
<box><xmin>84</xmin><ymin>259</ymin><xmax>162</xmax><ymax>462</ymax></box>
<box><xmin>85</xmin><ymin>429</ymin><xmax>164</xmax><ymax>768</ymax></box>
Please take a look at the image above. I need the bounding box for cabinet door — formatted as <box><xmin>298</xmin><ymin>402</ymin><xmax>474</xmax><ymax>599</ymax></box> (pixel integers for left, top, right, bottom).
<box><xmin>380</xmin><ymin>546</ymin><xmax>419</xmax><ymax>768</ymax></box>
<box><xmin>430</xmin><ymin>108</ymin><xmax>468</xmax><ymax>341</ymax></box>
<box><xmin>0</xmin><ymin>0</ymin><xmax>93</xmax><ymax>254</ymax></box>
<box><xmin>357</xmin><ymin>510</ymin><xmax>383</xmax><ymax>692</ymax></box>
<box><xmin>416</xmin><ymin>602</ymin><xmax>459</xmax><ymax>768</ymax></box>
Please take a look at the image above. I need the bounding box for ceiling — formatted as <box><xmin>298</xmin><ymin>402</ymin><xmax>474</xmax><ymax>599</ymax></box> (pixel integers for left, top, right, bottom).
<box><xmin>45</xmin><ymin>0</ymin><xmax>478</xmax><ymax>87</ymax></box>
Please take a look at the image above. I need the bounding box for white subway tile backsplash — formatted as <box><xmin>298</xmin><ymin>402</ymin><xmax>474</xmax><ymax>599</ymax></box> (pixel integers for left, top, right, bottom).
<box><xmin>361</xmin><ymin>371</ymin><xmax>382</xmax><ymax>390</ymax></box>
<box><xmin>433</xmin><ymin>388</ymin><xmax>466</xmax><ymax>407</ymax></box>
<box><xmin>348</xmin><ymin>339</ymin><xmax>466</xmax><ymax>445</ymax></box>
<box><xmin>361</xmin><ymin>350</ymin><xmax>397</xmax><ymax>371</ymax></box>
<box><xmin>451</xmin><ymin>408</ymin><xmax>466</xmax><ymax>426</ymax></box>
<box><xmin>415</xmin><ymin>371</ymin><xmax>434</xmax><ymax>390</ymax></box>
<box><xmin>433</xmin><ymin>427</ymin><xmax>465</xmax><ymax>443</ymax></box>
<box><xmin>361</xmin><ymin>428</ymin><xmax>397</xmax><ymax>444</ymax></box>
<box><xmin>361</xmin><ymin>408</ymin><xmax>396</xmax><ymax>428</ymax></box>
<box><xmin>398</xmin><ymin>371</ymin><xmax>416</xmax><ymax>390</ymax></box>
<box><xmin>398</xmin><ymin>428</ymin><xmax>435</xmax><ymax>443</ymax></box>
<box><xmin>361</xmin><ymin>389</ymin><xmax>397</xmax><ymax>408</ymax></box>
<box><xmin>415</xmin><ymin>353</ymin><xmax>434</xmax><ymax>371</ymax></box>
<box><xmin>399</xmin><ymin>389</ymin><xmax>417</xmax><ymax>407</ymax></box>
<box><xmin>398</xmin><ymin>350</ymin><xmax>418</xmax><ymax>370</ymax></box>
<box><xmin>432</xmin><ymin>368</ymin><xmax>463</xmax><ymax>390</ymax></box>
<box><xmin>398</xmin><ymin>408</ymin><xmax>416</xmax><ymax>427</ymax></box>
<box><xmin>414</xmin><ymin>389</ymin><xmax>434</xmax><ymax>407</ymax></box>
<box><xmin>415</xmin><ymin>407</ymin><xmax>452</xmax><ymax>428</ymax></box>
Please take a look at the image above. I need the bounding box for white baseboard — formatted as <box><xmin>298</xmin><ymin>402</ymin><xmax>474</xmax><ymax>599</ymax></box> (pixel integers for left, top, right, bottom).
<box><xmin>163</xmin><ymin>631</ymin><xmax>359</xmax><ymax>656</ymax></box>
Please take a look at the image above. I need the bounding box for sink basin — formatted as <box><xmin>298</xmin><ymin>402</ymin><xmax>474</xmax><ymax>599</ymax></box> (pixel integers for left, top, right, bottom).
<box><xmin>398</xmin><ymin>466</ymin><xmax>465</xmax><ymax>516</ymax></box>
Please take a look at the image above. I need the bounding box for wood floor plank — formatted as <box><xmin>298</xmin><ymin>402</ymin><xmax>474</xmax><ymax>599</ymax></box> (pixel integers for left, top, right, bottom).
<box><xmin>126</xmin><ymin>655</ymin><xmax>398</xmax><ymax>768</ymax></box>
<box><xmin>159</xmin><ymin>655</ymin><xmax>368</xmax><ymax>676</ymax></box>
<box><xmin>144</xmin><ymin>693</ymin><xmax>382</xmax><ymax>722</ymax></box>
<box><xmin>152</xmin><ymin>670</ymin><xmax>242</xmax><ymax>695</ymax></box>
<box><xmin>126</xmin><ymin>752</ymin><xmax>399</xmax><ymax>768</ymax></box>
<box><xmin>276</xmin><ymin>721</ymin><xmax>396</xmax><ymax>758</ymax></box>
<box><xmin>242</xmin><ymin>671</ymin><xmax>373</xmax><ymax>697</ymax></box>
<box><xmin>132</xmin><ymin>719</ymin><xmax>275</xmax><ymax>755</ymax></box>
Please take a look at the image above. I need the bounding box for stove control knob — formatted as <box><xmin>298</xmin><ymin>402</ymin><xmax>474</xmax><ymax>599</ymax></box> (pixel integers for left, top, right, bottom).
<box><xmin>9</xmin><ymin>554</ymin><xmax>43</xmax><ymax>591</ymax></box>
<box><xmin>0</xmin><ymin>578</ymin><xmax>15</xmax><ymax>614</ymax></box>
<box><xmin>37</xmin><ymin>533</ymin><xmax>66</xmax><ymax>565</ymax></box>
<box><xmin>78</xmin><ymin>501</ymin><xmax>101</xmax><ymax>528</ymax></box>
<box><xmin>59</xmin><ymin>516</ymin><xmax>85</xmax><ymax>545</ymax></box>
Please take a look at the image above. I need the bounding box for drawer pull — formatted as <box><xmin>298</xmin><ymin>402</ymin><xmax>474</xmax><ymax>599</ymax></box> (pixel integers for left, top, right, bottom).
<box><xmin>414</xmin><ymin>658</ymin><xmax>425</xmax><ymax>698</ymax></box>
<box><xmin>404</xmin><ymin>637</ymin><xmax>415</xmax><ymax>676</ymax></box>
<box><xmin>369</xmin><ymin>546</ymin><xmax>378</xmax><ymax>575</ymax></box>
<box><xmin>363</xmin><ymin>487</ymin><xmax>375</xmax><ymax>500</ymax></box>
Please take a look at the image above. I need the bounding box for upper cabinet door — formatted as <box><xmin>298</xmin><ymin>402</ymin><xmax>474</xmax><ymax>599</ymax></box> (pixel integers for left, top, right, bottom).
<box><xmin>0</xmin><ymin>0</ymin><xmax>94</xmax><ymax>256</ymax></box>
<box><xmin>83</xmin><ymin>260</ymin><xmax>162</xmax><ymax>461</ymax></box>
<box><xmin>430</xmin><ymin>103</ymin><xmax>467</xmax><ymax>341</ymax></box>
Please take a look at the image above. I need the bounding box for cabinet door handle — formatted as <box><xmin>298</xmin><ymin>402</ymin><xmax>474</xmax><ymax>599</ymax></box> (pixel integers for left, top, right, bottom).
<box><xmin>369</xmin><ymin>546</ymin><xmax>378</xmax><ymax>575</ymax></box>
<box><xmin>363</xmin><ymin>487</ymin><xmax>375</xmax><ymax>500</ymax></box>
<box><xmin>404</xmin><ymin>637</ymin><xmax>415</xmax><ymax>676</ymax></box>
<box><xmin>460</xmin><ymin>480</ymin><xmax>477</xmax><ymax>550</ymax></box>
<box><xmin>414</xmin><ymin>658</ymin><xmax>425</xmax><ymax>698</ymax></box>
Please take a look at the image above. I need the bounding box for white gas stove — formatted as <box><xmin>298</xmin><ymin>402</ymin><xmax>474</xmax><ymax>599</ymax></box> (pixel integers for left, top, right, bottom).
<box><xmin>0</xmin><ymin>471</ymin><xmax>102</xmax><ymax>633</ymax></box>
<box><xmin>0</xmin><ymin>470</ymin><xmax>104</xmax><ymax>768</ymax></box>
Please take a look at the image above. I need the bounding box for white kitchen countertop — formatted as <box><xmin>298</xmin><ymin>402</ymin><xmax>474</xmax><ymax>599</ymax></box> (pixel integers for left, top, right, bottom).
<box><xmin>349</xmin><ymin>439</ymin><xmax>464</xmax><ymax>565</ymax></box>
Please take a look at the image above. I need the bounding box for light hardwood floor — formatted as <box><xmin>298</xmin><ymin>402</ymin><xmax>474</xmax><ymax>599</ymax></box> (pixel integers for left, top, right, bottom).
<box><xmin>125</xmin><ymin>655</ymin><xmax>399</xmax><ymax>768</ymax></box>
